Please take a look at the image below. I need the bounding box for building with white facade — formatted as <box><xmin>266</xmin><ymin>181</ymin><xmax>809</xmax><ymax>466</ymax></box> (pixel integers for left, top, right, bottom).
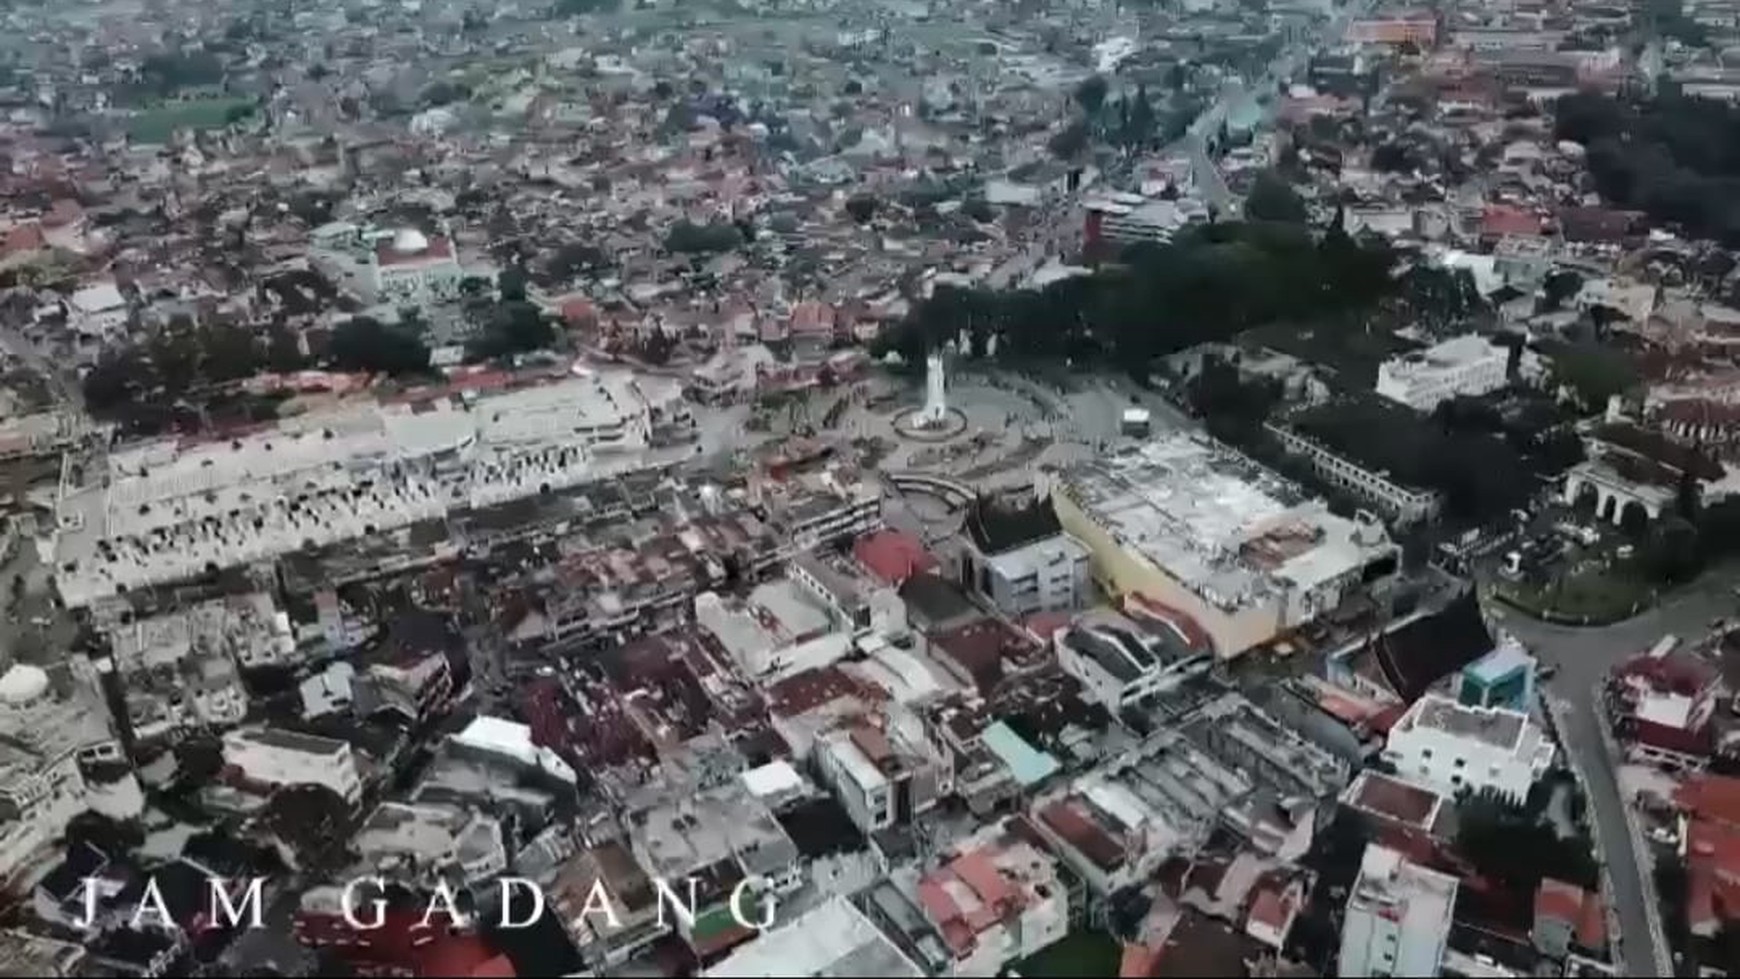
<box><xmin>1053</xmin><ymin>610</ymin><xmax>1214</xmax><ymax>708</ymax></box>
<box><xmin>89</xmin><ymin>593</ymin><xmax>294</xmax><ymax>740</ymax></box>
<box><xmin>0</xmin><ymin>665</ymin><xmax>140</xmax><ymax>884</ymax></box>
<box><xmin>1266</xmin><ymin>423</ymin><xmax>1444</xmax><ymax>525</ymax></box>
<box><xmin>353</xmin><ymin>801</ymin><xmax>507</xmax><ymax>885</ymax></box>
<box><xmin>1381</xmin><ymin>694</ymin><xmax>1555</xmax><ymax>802</ymax></box>
<box><xmin>49</xmin><ymin>373</ymin><xmax>686</xmax><ymax>608</ymax></box>
<box><xmin>1052</xmin><ymin>435</ymin><xmax>1399</xmax><ymax>658</ymax></box>
<box><xmin>1339</xmin><ymin>843</ymin><xmax>1458</xmax><ymax>978</ymax></box>
<box><xmin>221</xmin><ymin>727</ymin><xmax>362</xmax><ymax>804</ymax></box>
<box><xmin>815</xmin><ymin>714</ymin><xmax>949</xmax><ymax>835</ymax></box>
<box><xmin>705</xmin><ymin>894</ymin><xmax>922</xmax><ymax>978</ymax></box>
<box><xmin>1375</xmin><ymin>334</ymin><xmax>1512</xmax><ymax>412</ymax></box>
<box><xmin>310</xmin><ymin>224</ymin><xmax>464</xmax><ymax>307</ymax></box>
<box><xmin>1084</xmin><ymin>194</ymin><xmax>1210</xmax><ymax>247</ymax></box>
<box><xmin>960</xmin><ymin>497</ymin><xmax>1092</xmax><ymax>618</ymax></box>
<box><xmin>755</xmin><ymin>466</ymin><xmax>882</xmax><ymax>552</ymax></box>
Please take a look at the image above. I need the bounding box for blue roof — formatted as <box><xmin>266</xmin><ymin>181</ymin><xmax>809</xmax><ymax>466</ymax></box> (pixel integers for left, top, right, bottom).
<box><xmin>982</xmin><ymin>722</ymin><xmax>1060</xmax><ymax>788</ymax></box>
<box><xmin>1463</xmin><ymin>643</ymin><xmax>1535</xmax><ymax>682</ymax></box>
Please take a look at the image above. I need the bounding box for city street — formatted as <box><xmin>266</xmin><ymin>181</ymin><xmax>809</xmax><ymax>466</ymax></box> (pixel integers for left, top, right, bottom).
<box><xmin>1491</xmin><ymin>572</ymin><xmax>1738</xmax><ymax>978</ymax></box>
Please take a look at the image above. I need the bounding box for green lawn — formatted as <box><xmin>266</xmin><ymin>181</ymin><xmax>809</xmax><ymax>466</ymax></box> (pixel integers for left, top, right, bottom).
<box><xmin>1493</xmin><ymin>560</ymin><xmax>1653</xmax><ymax>625</ymax></box>
<box><xmin>127</xmin><ymin>97</ymin><xmax>254</xmax><ymax>144</ymax></box>
<box><xmin>1014</xmin><ymin>929</ymin><xmax>1122</xmax><ymax>978</ymax></box>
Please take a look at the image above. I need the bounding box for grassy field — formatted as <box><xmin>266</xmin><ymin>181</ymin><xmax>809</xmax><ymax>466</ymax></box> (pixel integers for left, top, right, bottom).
<box><xmin>1493</xmin><ymin>560</ymin><xmax>1654</xmax><ymax>625</ymax></box>
<box><xmin>127</xmin><ymin>97</ymin><xmax>254</xmax><ymax>144</ymax></box>
<box><xmin>1013</xmin><ymin>929</ymin><xmax>1122</xmax><ymax>978</ymax></box>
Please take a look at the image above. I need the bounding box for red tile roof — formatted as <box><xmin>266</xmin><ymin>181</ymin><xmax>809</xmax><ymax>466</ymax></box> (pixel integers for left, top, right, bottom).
<box><xmin>765</xmin><ymin>664</ymin><xmax>885</xmax><ymax>717</ymax></box>
<box><xmin>1247</xmin><ymin>885</ymin><xmax>1292</xmax><ymax>932</ymax></box>
<box><xmin>1534</xmin><ymin>877</ymin><xmax>1586</xmax><ymax>926</ymax></box>
<box><xmin>1481</xmin><ymin>204</ymin><xmax>1544</xmax><ymax>238</ymax></box>
<box><xmin>1038</xmin><ymin>799</ymin><xmax>1125</xmax><ymax>871</ymax></box>
<box><xmin>0</xmin><ymin>221</ymin><xmax>46</xmax><ymax>258</ymax></box>
<box><xmin>1351</xmin><ymin>771</ymin><xmax>1443</xmax><ymax>828</ymax></box>
<box><xmin>1676</xmin><ymin>774</ymin><xmax>1740</xmax><ymax>830</ymax></box>
<box><xmin>852</xmin><ymin>529</ymin><xmax>938</xmax><ymax>585</ymax></box>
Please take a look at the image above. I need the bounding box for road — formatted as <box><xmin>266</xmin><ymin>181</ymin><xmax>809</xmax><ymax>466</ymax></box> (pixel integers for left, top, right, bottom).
<box><xmin>1177</xmin><ymin>0</ymin><xmax>1371</xmax><ymax>212</ymax></box>
<box><xmin>1490</xmin><ymin>574</ymin><xmax>1737</xmax><ymax>978</ymax></box>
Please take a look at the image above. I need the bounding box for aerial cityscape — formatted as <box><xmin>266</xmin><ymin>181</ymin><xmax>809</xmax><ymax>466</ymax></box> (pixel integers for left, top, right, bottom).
<box><xmin>2</xmin><ymin>0</ymin><xmax>1740</xmax><ymax>975</ymax></box>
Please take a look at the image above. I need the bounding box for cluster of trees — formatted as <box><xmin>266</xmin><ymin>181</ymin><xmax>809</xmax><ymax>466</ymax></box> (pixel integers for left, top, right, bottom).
<box><xmin>1289</xmin><ymin>398</ymin><xmax>1543</xmax><ymax>523</ymax></box>
<box><xmin>554</xmin><ymin>0</ymin><xmax>615</xmax><ymax>15</ymax></box>
<box><xmin>874</xmin><ymin>220</ymin><xmax>1398</xmax><ymax>373</ymax></box>
<box><xmin>82</xmin><ymin>317</ymin><xmax>306</xmax><ymax>418</ymax></box>
<box><xmin>468</xmin><ymin>301</ymin><xmax>558</xmax><ymax>362</ymax></box>
<box><xmin>328</xmin><ymin>316</ymin><xmax>431</xmax><ymax>376</ymax></box>
<box><xmin>1456</xmin><ymin>789</ymin><xmax>1599</xmax><ymax>896</ymax></box>
<box><xmin>1554</xmin><ymin>90</ymin><xmax>1740</xmax><ymax>246</ymax></box>
<box><xmin>1631</xmin><ymin>476</ymin><xmax>1740</xmax><ymax>585</ymax></box>
<box><xmin>139</xmin><ymin>50</ymin><xmax>225</xmax><ymax>96</ymax></box>
<box><xmin>1541</xmin><ymin>338</ymin><xmax>1641</xmax><ymax>409</ymax></box>
<box><xmin>1063</xmin><ymin>76</ymin><xmax>1196</xmax><ymax>158</ymax></box>
<box><xmin>665</xmin><ymin>220</ymin><xmax>745</xmax><ymax>255</ymax></box>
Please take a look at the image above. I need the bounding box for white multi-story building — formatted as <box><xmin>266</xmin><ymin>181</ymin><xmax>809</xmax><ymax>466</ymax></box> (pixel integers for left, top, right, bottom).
<box><xmin>0</xmin><ymin>665</ymin><xmax>140</xmax><ymax>884</ymax></box>
<box><xmin>1084</xmin><ymin>195</ymin><xmax>1210</xmax><ymax>246</ymax></box>
<box><xmin>49</xmin><ymin>373</ymin><xmax>686</xmax><ymax>608</ymax></box>
<box><xmin>1266</xmin><ymin>423</ymin><xmax>1444</xmax><ymax>525</ymax></box>
<box><xmin>353</xmin><ymin>801</ymin><xmax>506</xmax><ymax>885</ymax></box>
<box><xmin>1381</xmin><ymin>694</ymin><xmax>1555</xmax><ymax>802</ymax></box>
<box><xmin>221</xmin><ymin>727</ymin><xmax>362</xmax><ymax>804</ymax></box>
<box><xmin>88</xmin><ymin>594</ymin><xmax>294</xmax><ymax>739</ymax></box>
<box><xmin>1375</xmin><ymin>334</ymin><xmax>1512</xmax><ymax>412</ymax></box>
<box><xmin>815</xmin><ymin>713</ymin><xmax>948</xmax><ymax>835</ymax></box>
<box><xmin>1053</xmin><ymin>612</ymin><xmax>1213</xmax><ymax>708</ymax></box>
<box><xmin>371</xmin><ymin>229</ymin><xmax>464</xmax><ymax>305</ymax></box>
<box><xmin>310</xmin><ymin>224</ymin><xmax>464</xmax><ymax>307</ymax></box>
<box><xmin>705</xmin><ymin>894</ymin><xmax>922</xmax><ymax>978</ymax></box>
<box><xmin>1339</xmin><ymin>843</ymin><xmax>1458</xmax><ymax>978</ymax></box>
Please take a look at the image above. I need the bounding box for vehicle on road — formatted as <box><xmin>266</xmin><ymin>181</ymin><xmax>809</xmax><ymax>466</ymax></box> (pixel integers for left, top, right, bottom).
<box><xmin>1647</xmin><ymin>634</ymin><xmax>1680</xmax><ymax>659</ymax></box>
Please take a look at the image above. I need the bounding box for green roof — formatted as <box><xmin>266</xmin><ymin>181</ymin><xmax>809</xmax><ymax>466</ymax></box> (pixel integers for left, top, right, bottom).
<box><xmin>982</xmin><ymin>721</ymin><xmax>1060</xmax><ymax>788</ymax></box>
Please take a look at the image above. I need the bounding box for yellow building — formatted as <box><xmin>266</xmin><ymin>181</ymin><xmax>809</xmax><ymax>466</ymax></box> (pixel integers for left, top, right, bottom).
<box><xmin>1051</xmin><ymin>434</ymin><xmax>1398</xmax><ymax>659</ymax></box>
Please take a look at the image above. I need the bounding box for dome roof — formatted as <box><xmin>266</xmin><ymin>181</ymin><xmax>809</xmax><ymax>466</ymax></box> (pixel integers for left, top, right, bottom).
<box><xmin>392</xmin><ymin>228</ymin><xmax>430</xmax><ymax>254</ymax></box>
<box><xmin>0</xmin><ymin>664</ymin><xmax>49</xmax><ymax>706</ymax></box>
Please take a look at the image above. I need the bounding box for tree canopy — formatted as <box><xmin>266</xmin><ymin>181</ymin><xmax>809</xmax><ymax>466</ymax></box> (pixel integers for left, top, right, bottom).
<box><xmin>469</xmin><ymin>301</ymin><xmax>558</xmax><ymax>362</ymax></box>
<box><xmin>873</xmin><ymin>221</ymin><xmax>1397</xmax><ymax>376</ymax></box>
<box><xmin>1243</xmin><ymin>171</ymin><xmax>1309</xmax><ymax>223</ymax></box>
<box><xmin>328</xmin><ymin>316</ymin><xmax>431</xmax><ymax>376</ymax></box>
<box><xmin>664</xmin><ymin>220</ymin><xmax>744</xmax><ymax>255</ymax></box>
<box><xmin>1457</xmin><ymin>791</ymin><xmax>1599</xmax><ymax>894</ymax></box>
<box><xmin>1048</xmin><ymin>120</ymin><xmax>1090</xmax><ymax>160</ymax></box>
<box><xmin>1075</xmin><ymin>74</ymin><xmax>1109</xmax><ymax>116</ymax></box>
<box><xmin>1555</xmin><ymin>90</ymin><xmax>1740</xmax><ymax>245</ymax></box>
<box><xmin>1545</xmin><ymin>339</ymin><xmax>1640</xmax><ymax>409</ymax></box>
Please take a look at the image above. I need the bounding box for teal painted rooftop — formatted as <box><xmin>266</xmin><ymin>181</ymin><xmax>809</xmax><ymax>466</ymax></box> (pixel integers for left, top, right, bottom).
<box><xmin>982</xmin><ymin>721</ymin><xmax>1060</xmax><ymax>788</ymax></box>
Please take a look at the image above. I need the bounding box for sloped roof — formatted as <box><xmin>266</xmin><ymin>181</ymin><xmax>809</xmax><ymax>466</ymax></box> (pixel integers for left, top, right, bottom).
<box><xmin>1372</xmin><ymin>589</ymin><xmax>1494</xmax><ymax>703</ymax></box>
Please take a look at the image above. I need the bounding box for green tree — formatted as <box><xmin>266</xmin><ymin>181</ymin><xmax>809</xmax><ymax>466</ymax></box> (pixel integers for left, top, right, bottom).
<box><xmin>1243</xmin><ymin>170</ymin><xmax>1308</xmax><ymax>223</ymax></box>
<box><xmin>1075</xmin><ymin>74</ymin><xmax>1109</xmax><ymax>117</ymax></box>
<box><xmin>1549</xmin><ymin>342</ymin><xmax>1639</xmax><ymax>410</ymax></box>
<box><xmin>844</xmin><ymin>194</ymin><xmax>878</xmax><ymax>224</ymax></box>
<box><xmin>664</xmin><ymin>220</ymin><xmax>744</xmax><ymax>254</ymax></box>
<box><xmin>498</xmin><ymin>265</ymin><xmax>530</xmax><ymax>302</ymax></box>
<box><xmin>469</xmin><ymin>302</ymin><xmax>556</xmax><ymax>361</ymax></box>
<box><xmin>1457</xmin><ymin>792</ymin><xmax>1599</xmax><ymax>893</ymax></box>
<box><xmin>328</xmin><ymin>316</ymin><xmax>430</xmax><ymax>376</ymax></box>
<box><xmin>1048</xmin><ymin>120</ymin><xmax>1090</xmax><ymax>159</ymax></box>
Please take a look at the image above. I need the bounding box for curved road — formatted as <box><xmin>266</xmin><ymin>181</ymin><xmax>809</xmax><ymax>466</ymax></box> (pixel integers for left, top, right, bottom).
<box><xmin>1489</xmin><ymin>573</ymin><xmax>1737</xmax><ymax>978</ymax></box>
